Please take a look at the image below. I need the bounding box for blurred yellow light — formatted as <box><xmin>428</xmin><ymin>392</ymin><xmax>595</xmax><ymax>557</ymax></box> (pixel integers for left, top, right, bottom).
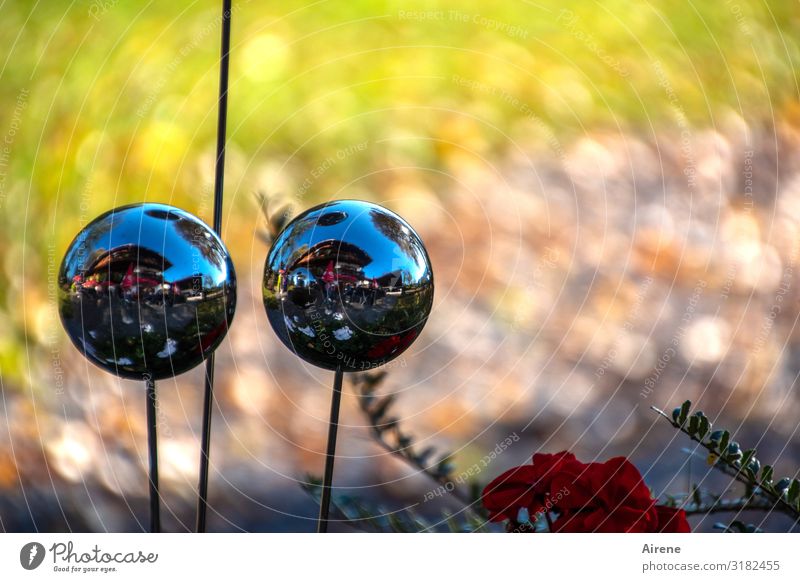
<box><xmin>241</xmin><ymin>34</ymin><xmax>289</xmax><ymax>83</ymax></box>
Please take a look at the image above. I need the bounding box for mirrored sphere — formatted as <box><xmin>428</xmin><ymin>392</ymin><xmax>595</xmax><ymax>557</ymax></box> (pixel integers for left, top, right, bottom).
<box><xmin>58</xmin><ymin>203</ymin><xmax>237</xmax><ymax>380</ymax></box>
<box><xmin>263</xmin><ymin>200</ymin><xmax>434</xmax><ymax>371</ymax></box>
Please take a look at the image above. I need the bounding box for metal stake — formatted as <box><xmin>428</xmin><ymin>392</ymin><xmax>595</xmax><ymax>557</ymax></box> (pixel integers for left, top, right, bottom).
<box><xmin>145</xmin><ymin>377</ymin><xmax>160</xmax><ymax>533</ymax></box>
<box><xmin>317</xmin><ymin>366</ymin><xmax>344</xmax><ymax>533</ymax></box>
<box><xmin>196</xmin><ymin>0</ymin><xmax>232</xmax><ymax>533</ymax></box>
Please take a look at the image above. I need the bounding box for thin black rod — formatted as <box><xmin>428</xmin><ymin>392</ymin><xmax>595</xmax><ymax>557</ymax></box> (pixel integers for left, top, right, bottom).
<box><xmin>196</xmin><ymin>0</ymin><xmax>232</xmax><ymax>534</ymax></box>
<box><xmin>145</xmin><ymin>377</ymin><xmax>160</xmax><ymax>533</ymax></box>
<box><xmin>317</xmin><ymin>366</ymin><xmax>344</xmax><ymax>533</ymax></box>
<box><xmin>211</xmin><ymin>0</ymin><xmax>232</xmax><ymax>235</ymax></box>
<box><xmin>196</xmin><ymin>352</ymin><xmax>216</xmax><ymax>533</ymax></box>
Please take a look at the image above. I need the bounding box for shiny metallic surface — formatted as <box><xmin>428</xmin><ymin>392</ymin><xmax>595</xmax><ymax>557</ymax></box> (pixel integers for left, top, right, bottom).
<box><xmin>263</xmin><ymin>200</ymin><xmax>434</xmax><ymax>371</ymax></box>
<box><xmin>58</xmin><ymin>203</ymin><xmax>237</xmax><ymax>380</ymax></box>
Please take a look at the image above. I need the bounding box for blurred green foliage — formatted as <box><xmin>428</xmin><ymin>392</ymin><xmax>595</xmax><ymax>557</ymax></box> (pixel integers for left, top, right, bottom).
<box><xmin>1</xmin><ymin>0</ymin><xmax>798</xmax><ymax>387</ymax></box>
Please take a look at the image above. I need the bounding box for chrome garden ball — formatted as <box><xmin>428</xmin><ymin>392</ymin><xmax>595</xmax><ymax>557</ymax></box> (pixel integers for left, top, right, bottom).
<box><xmin>58</xmin><ymin>203</ymin><xmax>237</xmax><ymax>380</ymax></box>
<box><xmin>263</xmin><ymin>200</ymin><xmax>434</xmax><ymax>371</ymax></box>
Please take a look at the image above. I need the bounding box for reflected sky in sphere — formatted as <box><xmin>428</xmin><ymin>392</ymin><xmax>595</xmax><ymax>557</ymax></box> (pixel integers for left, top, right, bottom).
<box><xmin>263</xmin><ymin>199</ymin><xmax>434</xmax><ymax>372</ymax></box>
<box><xmin>58</xmin><ymin>203</ymin><xmax>237</xmax><ymax>380</ymax></box>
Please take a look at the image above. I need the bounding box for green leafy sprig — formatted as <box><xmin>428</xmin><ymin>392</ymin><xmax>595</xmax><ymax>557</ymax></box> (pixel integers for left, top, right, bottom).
<box><xmin>652</xmin><ymin>400</ymin><xmax>800</xmax><ymax>522</ymax></box>
<box><xmin>352</xmin><ymin>371</ymin><xmax>471</xmax><ymax>507</ymax></box>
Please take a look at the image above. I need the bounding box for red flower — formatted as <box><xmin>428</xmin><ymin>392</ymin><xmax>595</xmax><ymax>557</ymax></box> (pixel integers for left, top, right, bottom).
<box><xmin>482</xmin><ymin>452</ymin><xmax>583</xmax><ymax>523</ymax></box>
<box><xmin>481</xmin><ymin>451</ymin><xmax>691</xmax><ymax>533</ymax></box>
<box><xmin>481</xmin><ymin>464</ymin><xmax>541</xmax><ymax>523</ymax></box>
<box><xmin>552</xmin><ymin>456</ymin><xmax>658</xmax><ymax>532</ymax></box>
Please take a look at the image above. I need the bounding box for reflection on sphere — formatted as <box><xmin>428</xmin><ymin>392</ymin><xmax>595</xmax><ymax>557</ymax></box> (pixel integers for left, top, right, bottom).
<box><xmin>58</xmin><ymin>203</ymin><xmax>237</xmax><ymax>380</ymax></box>
<box><xmin>263</xmin><ymin>199</ymin><xmax>434</xmax><ymax>372</ymax></box>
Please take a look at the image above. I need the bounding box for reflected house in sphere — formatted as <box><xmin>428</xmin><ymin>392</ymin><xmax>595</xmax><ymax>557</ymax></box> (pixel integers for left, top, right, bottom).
<box><xmin>74</xmin><ymin>245</ymin><xmax>179</xmax><ymax>302</ymax></box>
<box><xmin>288</xmin><ymin>240</ymin><xmax>374</xmax><ymax>306</ymax></box>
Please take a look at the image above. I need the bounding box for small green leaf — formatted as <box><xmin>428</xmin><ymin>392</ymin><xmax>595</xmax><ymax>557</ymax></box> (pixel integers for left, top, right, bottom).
<box><xmin>688</xmin><ymin>415</ymin><xmax>700</xmax><ymax>436</ymax></box>
<box><xmin>387</xmin><ymin>512</ymin><xmax>410</xmax><ymax>532</ymax></box>
<box><xmin>444</xmin><ymin>511</ymin><xmax>462</xmax><ymax>533</ymax></box>
<box><xmin>469</xmin><ymin>481</ymin><xmax>482</xmax><ymax>505</ymax></box>
<box><xmin>747</xmin><ymin>459</ymin><xmax>760</xmax><ymax>477</ymax></box>
<box><xmin>761</xmin><ymin>465</ymin><xmax>774</xmax><ymax>484</ymax></box>
<box><xmin>726</xmin><ymin>442</ymin><xmax>742</xmax><ymax>460</ymax></box>
<box><xmin>717</xmin><ymin>430</ymin><xmax>731</xmax><ymax>456</ymax></box>
<box><xmin>370</xmin><ymin>394</ymin><xmax>396</xmax><ymax>420</ymax></box>
<box><xmin>697</xmin><ymin>413</ymin><xmax>710</xmax><ymax>439</ymax></box>
<box><xmin>709</xmin><ymin>430</ymin><xmax>725</xmax><ymax>443</ymax></box>
<box><xmin>436</xmin><ymin>455</ymin><xmax>455</xmax><ymax>477</ymax></box>
<box><xmin>787</xmin><ymin>480</ymin><xmax>800</xmax><ymax>505</ymax></box>
<box><xmin>679</xmin><ymin>400</ymin><xmax>691</xmax><ymax>425</ymax></box>
<box><xmin>741</xmin><ymin>450</ymin><xmax>757</xmax><ymax>476</ymax></box>
<box><xmin>415</xmin><ymin>446</ymin><xmax>436</xmax><ymax>466</ymax></box>
<box><xmin>718</xmin><ymin>431</ymin><xmax>730</xmax><ymax>454</ymax></box>
<box><xmin>691</xmin><ymin>484</ymin><xmax>702</xmax><ymax>506</ymax></box>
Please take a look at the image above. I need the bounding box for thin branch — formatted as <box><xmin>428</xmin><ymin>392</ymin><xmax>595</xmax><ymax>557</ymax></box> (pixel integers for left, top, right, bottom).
<box><xmin>365</xmin><ymin>425</ymin><xmax>473</xmax><ymax>507</ymax></box>
<box><xmin>352</xmin><ymin>373</ymin><xmax>475</xmax><ymax>508</ymax></box>
<box><xmin>651</xmin><ymin>405</ymin><xmax>800</xmax><ymax>520</ymax></box>
<box><xmin>681</xmin><ymin>496</ymin><xmax>778</xmax><ymax>516</ymax></box>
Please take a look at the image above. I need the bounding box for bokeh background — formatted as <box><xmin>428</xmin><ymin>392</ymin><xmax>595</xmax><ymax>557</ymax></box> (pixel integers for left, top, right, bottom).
<box><xmin>2</xmin><ymin>0</ymin><xmax>800</xmax><ymax>532</ymax></box>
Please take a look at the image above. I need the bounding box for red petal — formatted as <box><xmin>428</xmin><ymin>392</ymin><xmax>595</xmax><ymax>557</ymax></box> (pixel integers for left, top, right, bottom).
<box><xmin>653</xmin><ymin>505</ymin><xmax>691</xmax><ymax>533</ymax></box>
